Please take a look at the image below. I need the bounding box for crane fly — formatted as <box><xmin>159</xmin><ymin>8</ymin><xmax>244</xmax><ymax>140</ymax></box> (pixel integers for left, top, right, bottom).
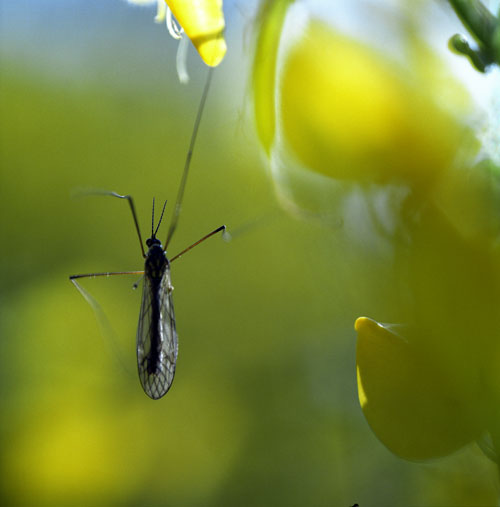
<box><xmin>70</xmin><ymin>68</ymin><xmax>225</xmax><ymax>399</ymax></box>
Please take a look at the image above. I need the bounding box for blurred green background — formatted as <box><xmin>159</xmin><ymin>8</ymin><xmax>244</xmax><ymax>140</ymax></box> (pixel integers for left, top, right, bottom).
<box><xmin>0</xmin><ymin>1</ymin><xmax>498</xmax><ymax>506</ymax></box>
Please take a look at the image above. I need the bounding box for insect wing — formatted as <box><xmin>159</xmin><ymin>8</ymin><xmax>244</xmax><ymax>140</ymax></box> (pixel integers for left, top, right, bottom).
<box><xmin>136</xmin><ymin>268</ymin><xmax>178</xmax><ymax>399</ymax></box>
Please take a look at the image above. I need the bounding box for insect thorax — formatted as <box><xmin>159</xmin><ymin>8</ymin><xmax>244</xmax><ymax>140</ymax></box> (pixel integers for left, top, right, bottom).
<box><xmin>145</xmin><ymin>243</ymin><xmax>169</xmax><ymax>281</ymax></box>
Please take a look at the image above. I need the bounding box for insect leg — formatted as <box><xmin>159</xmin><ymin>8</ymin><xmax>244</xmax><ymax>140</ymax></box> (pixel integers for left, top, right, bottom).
<box><xmin>169</xmin><ymin>225</ymin><xmax>226</xmax><ymax>262</ymax></box>
<box><xmin>77</xmin><ymin>190</ymin><xmax>146</xmax><ymax>258</ymax></box>
<box><xmin>70</xmin><ymin>270</ymin><xmax>145</xmax><ymax>280</ymax></box>
<box><xmin>70</xmin><ymin>278</ymin><xmax>135</xmax><ymax>376</ymax></box>
<box><xmin>164</xmin><ymin>67</ymin><xmax>214</xmax><ymax>249</ymax></box>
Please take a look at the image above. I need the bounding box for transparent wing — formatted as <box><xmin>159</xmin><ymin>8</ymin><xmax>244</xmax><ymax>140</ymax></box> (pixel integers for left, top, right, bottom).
<box><xmin>136</xmin><ymin>268</ymin><xmax>178</xmax><ymax>399</ymax></box>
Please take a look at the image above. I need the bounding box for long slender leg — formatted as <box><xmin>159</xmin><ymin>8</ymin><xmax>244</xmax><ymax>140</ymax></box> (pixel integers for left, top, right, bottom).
<box><xmin>170</xmin><ymin>225</ymin><xmax>226</xmax><ymax>263</ymax></box>
<box><xmin>79</xmin><ymin>190</ymin><xmax>146</xmax><ymax>258</ymax></box>
<box><xmin>103</xmin><ymin>192</ymin><xmax>146</xmax><ymax>258</ymax></box>
<box><xmin>70</xmin><ymin>270</ymin><xmax>144</xmax><ymax>280</ymax></box>
<box><xmin>70</xmin><ymin>279</ymin><xmax>134</xmax><ymax>375</ymax></box>
<box><xmin>164</xmin><ymin>67</ymin><xmax>214</xmax><ymax>248</ymax></box>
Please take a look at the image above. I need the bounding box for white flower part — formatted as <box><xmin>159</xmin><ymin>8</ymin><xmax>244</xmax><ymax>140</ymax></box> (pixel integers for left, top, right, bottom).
<box><xmin>125</xmin><ymin>0</ymin><xmax>190</xmax><ymax>84</ymax></box>
<box><xmin>126</xmin><ymin>0</ymin><xmax>157</xmax><ymax>6</ymax></box>
<box><xmin>166</xmin><ymin>6</ymin><xmax>184</xmax><ymax>39</ymax></box>
<box><xmin>126</xmin><ymin>0</ymin><xmax>166</xmax><ymax>21</ymax></box>
<box><xmin>154</xmin><ymin>0</ymin><xmax>167</xmax><ymax>23</ymax></box>
<box><xmin>165</xmin><ymin>6</ymin><xmax>188</xmax><ymax>83</ymax></box>
<box><xmin>176</xmin><ymin>35</ymin><xmax>190</xmax><ymax>84</ymax></box>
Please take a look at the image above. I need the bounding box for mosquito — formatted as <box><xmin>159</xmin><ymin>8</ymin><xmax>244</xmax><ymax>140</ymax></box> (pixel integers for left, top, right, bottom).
<box><xmin>70</xmin><ymin>68</ymin><xmax>225</xmax><ymax>400</ymax></box>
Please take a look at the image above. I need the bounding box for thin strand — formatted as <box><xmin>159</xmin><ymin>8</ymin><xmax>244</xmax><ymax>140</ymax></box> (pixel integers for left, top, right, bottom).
<box><xmin>165</xmin><ymin>67</ymin><xmax>214</xmax><ymax>249</ymax></box>
<box><xmin>152</xmin><ymin>197</ymin><xmax>156</xmax><ymax>237</ymax></box>
<box><xmin>154</xmin><ymin>199</ymin><xmax>168</xmax><ymax>238</ymax></box>
<box><xmin>170</xmin><ymin>225</ymin><xmax>225</xmax><ymax>262</ymax></box>
<box><xmin>71</xmin><ymin>279</ymin><xmax>133</xmax><ymax>376</ymax></box>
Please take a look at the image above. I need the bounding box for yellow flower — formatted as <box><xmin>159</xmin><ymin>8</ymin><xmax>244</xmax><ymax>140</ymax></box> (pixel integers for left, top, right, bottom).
<box><xmin>127</xmin><ymin>0</ymin><xmax>226</xmax><ymax>67</ymax></box>
<box><xmin>253</xmin><ymin>0</ymin><xmax>500</xmax><ymax>468</ymax></box>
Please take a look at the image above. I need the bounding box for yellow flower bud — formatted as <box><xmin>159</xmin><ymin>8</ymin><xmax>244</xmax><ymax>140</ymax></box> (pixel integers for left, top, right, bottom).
<box><xmin>127</xmin><ymin>0</ymin><xmax>226</xmax><ymax>66</ymax></box>
<box><xmin>166</xmin><ymin>0</ymin><xmax>226</xmax><ymax>67</ymax></box>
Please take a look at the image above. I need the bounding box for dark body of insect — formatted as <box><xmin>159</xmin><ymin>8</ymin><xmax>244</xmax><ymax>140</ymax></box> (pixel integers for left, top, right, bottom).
<box><xmin>138</xmin><ymin>238</ymin><xmax>178</xmax><ymax>399</ymax></box>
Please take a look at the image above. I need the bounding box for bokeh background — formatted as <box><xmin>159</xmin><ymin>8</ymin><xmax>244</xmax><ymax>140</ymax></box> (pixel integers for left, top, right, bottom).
<box><xmin>1</xmin><ymin>1</ymin><xmax>499</xmax><ymax>506</ymax></box>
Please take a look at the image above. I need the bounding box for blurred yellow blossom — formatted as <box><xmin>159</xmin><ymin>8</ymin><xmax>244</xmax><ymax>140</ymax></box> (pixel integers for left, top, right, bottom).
<box><xmin>252</xmin><ymin>2</ymin><xmax>478</xmax><ymax>221</ymax></box>
<box><xmin>279</xmin><ymin>23</ymin><xmax>469</xmax><ymax>187</ymax></box>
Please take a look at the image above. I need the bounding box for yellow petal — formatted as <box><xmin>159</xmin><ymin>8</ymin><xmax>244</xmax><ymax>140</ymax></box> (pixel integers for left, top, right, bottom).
<box><xmin>166</xmin><ymin>0</ymin><xmax>226</xmax><ymax>67</ymax></box>
<box><xmin>355</xmin><ymin>317</ymin><xmax>483</xmax><ymax>461</ymax></box>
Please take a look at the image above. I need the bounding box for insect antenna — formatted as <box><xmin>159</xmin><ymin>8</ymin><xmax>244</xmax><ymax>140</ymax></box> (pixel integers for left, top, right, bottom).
<box><xmin>164</xmin><ymin>66</ymin><xmax>214</xmax><ymax>249</ymax></box>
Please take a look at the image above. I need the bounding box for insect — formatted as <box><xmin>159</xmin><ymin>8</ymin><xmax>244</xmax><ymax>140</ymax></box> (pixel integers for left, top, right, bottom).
<box><xmin>70</xmin><ymin>68</ymin><xmax>225</xmax><ymax>399</ymax></box>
